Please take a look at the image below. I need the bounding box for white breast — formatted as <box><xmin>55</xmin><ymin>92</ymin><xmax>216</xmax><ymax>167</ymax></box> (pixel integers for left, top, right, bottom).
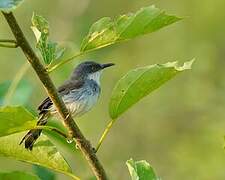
<box><xmin>49</xmin><ymin>73</ymin><xmax>101</xmax><ymax>118</ymax></box>
<box><xmin>68</xmin><ymin>91</ymin><xmax>99</xmax><ymax>117</ymax></box>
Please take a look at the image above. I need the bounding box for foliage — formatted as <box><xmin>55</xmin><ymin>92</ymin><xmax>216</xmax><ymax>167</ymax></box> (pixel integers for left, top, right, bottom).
<box><xmin>31</xmin><ymin>13</ymin><xmax>65</xmax><ymax>65</ymax></box>
<box><xmin>126</xmin><ymin>159</ymin><xmax>158</xmax><ymax>180</ymax></box>
<box><xmin>0</xmin><ymin>1</ymin><xmax>194</xmax><ymax>179</ymax></box>
<box><xmin>81</xmin><ymin>5</ymin><xmax>181</xmax><ymax>52</ymax></box>
<box><xmin>0</xmin><ymin>106</ymin><xmax>36</xmax><ymax>137</ymax></box>
<box><xmin>0</xmin><ymin>133</ymin><xmax>78</xmax><ymax>179</ymax></box>
<box><xmin>0</xmin><ymin>171</ymin><xmax>40</xmax><ymax>180</ymax></box>
<box><xmin>109</xmin><ymin>60</ymin><xmax>193</xmax><ymax>119</ymax></box>
<box><xmin>33</xmin><ymin>165</ymin><xmax>55</xmax><ymax>180</ymax></box>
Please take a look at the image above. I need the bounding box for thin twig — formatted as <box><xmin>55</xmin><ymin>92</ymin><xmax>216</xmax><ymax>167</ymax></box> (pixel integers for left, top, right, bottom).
<box><xmin>2</xmin><ymin>11</ymin><xmax>107</xmax><ymax>180</ymax></box>
<box><xmin>96</xmin><ymin>120</ymin><xmax>115</xmax><ymax>152</ymax></box>
<box><xmin>35</xmin><ymin>125</ymin><xmax>68</xmax><ymax>139</ymax></box>
<box><xmin>47</xmin><ymin>52</ymin><xmax>84</xmax><ymax>73</ymax></box>
<box><xmin>47</xmin><ymin>40</ymin><xmax>127</xmax><ymax>73</ymax></box>
<box><xmin>4</xmin><ymin>62</ymin><xmax>29</xmax><ymax>105</ymax></box>
<box><xmin>0</xmin><ymin>39</ymin><xmax>18</xmax><ymax>48</ymax></box>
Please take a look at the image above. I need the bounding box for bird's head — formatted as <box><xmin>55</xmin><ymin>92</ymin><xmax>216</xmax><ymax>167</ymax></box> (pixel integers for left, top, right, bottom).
<box><xmin>70</xmin><ymin>61</ymin><xmax>115</xmax><ymax>84</ymax></box>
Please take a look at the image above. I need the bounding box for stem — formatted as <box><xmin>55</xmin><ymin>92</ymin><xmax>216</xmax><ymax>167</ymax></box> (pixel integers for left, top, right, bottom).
<box><xmin>48</xmin><ymin>40</ymin><xmax>126</xmax><ymax>73</ymax></box>
<box><xmin>35</xmin><ymin>125</ymin><xmax>68</xmax><ymax>139</ymax></box>
<box><xmin>2</xmin><ymin>12</ymin><xmax>107</xmax><ymax>180</ymax></box>
<box><xmin>4</xmin><ymin>62</ymin><xmax>29</xmax><ymax>105</ymax></box>
<box><xmin>96</xmin><ymin>120</ymin><xmax>115</xmax><ymax>152</ymax></box>
<box><xmin>48</xmin><ymin>48</ymin><xmax>96</xmax><ymax>73</ymax></box>
<box><xmin>47</xmin><ymin>52</ymin><xmax>84</xmax><ymax>73</ymax></box>
<box><xmin>0</xmin><ymin>39</ymin><xmax>18</xmax><ymax>48</ymax></box>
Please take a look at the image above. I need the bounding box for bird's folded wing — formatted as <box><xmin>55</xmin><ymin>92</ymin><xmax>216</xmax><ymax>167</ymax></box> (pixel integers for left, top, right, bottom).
<box><xmin>38</xmin><ymin>79</ymin><xmax>84</xmax><ymax>114</ymax></box>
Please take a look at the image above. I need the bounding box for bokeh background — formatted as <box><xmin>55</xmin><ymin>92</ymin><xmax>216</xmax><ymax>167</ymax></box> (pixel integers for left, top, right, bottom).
<box><xmin>0</xmin><ymin>0</ymin><xmax>225</xmax><ymax>179</ymax></box>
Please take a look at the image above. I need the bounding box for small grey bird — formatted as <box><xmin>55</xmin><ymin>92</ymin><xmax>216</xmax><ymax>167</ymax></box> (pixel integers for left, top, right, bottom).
<box><xmin>20</xmin><ymin>61</ymin><xmax>114</xmax><ymax>150</ymax></box>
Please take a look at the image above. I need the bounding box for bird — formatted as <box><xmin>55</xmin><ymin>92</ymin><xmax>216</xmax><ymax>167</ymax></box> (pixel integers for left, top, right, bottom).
<box><xmin>20</xmin><ymin>60</ymin><xmax>115</xmax><ymax>150</ymax></box>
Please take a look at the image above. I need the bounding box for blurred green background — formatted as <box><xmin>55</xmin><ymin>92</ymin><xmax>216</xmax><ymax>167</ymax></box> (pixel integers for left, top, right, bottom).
<box><xmin>0</xmin><ymin>0</ymin><xmax>225</xmax><ymax>179</ymax></box>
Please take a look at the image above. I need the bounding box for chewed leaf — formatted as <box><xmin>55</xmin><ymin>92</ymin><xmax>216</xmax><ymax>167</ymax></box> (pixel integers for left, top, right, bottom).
<box><xmin>31</xmin><ymin>26</ymin><xmax>42</xmax><ymax>43</ymax></box>
<box><xmin>81</xmin><ymin>5</ymin><xmax>181</xmax><ymax>52</ymax></box>
<box><xmin>31</xmin><ymin>13</ymin><xmax>65</xmax><ymax>65</ymax></box>
<box><xmin>126</xmin><ymin>159</ymin><xmax>158</xmax><ymax>180</ymax></box>
<box><xmin>0</xmin><ymin>0</ymin><xmax>25</xmax><ymax>12</ymax></box>
<box><xmin>109</xmin><ymin>60</ymin><xmax>194</xmax><ymax>119</ymax></box>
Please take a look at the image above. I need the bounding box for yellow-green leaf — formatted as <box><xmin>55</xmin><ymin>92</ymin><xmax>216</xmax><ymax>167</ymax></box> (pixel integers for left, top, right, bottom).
<box><xmin>0</xmin><ymin>106</ymin><xmax>36</xmax><ymax>137</ymax></box>
<box><xmin>0</xmin><ymin>171</ymin><xmax>40</xmax><ymax>180</ymax></box>
<box><xmin>0</xmin><ymin>133</ymin><xmax>79</xmax><ymax>180</ymax></box>
<box><xmin>81</xmin><ymin>5</ymin><xmax>181</xmax><ymax>52</ymax></box>
<box><xmin>109</xmin><ymin>60</ymin><xmax>194</xmax><ymax>119</ymax></box>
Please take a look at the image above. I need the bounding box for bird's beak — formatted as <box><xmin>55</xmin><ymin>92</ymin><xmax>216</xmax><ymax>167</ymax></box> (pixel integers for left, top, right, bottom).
<box><xmin>101</xmin><ymin>63</ymin><xmax>115</xmax><ymax>69</ymax></box>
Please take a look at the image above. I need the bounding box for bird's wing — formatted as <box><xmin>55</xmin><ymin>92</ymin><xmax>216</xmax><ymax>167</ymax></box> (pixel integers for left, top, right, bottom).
<box><xmin>38</xmin><ymin>97</ymin><xmax>52</xmax><ymax>115</ymax></box>
<box><xmin>38</xmin><ymin>80</ymin><xmax>84</xmax><ymax>114</ymax></box>
<box><xmin>57</xmin><ymin>80</ymin><xmax>84</xmax><ymax>95</ymax></box>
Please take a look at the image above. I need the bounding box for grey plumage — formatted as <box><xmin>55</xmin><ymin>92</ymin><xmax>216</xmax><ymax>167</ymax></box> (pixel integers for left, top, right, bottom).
<box><xmin>20</xmin><ymin>61</ymin><xmax>114</xmax><ymax>150</ymax></box>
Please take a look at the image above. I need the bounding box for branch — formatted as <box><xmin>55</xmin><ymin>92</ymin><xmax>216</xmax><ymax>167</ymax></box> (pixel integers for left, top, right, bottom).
<box><xmin>2</xmin><ymin>12</ymin><xmax>107</xmax><ymax>180</ymax></box>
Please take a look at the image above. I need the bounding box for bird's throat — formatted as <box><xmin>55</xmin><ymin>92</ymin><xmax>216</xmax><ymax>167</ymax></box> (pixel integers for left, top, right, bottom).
<box><xmin>87</xmin><ymin>71</ymin><xmax>101</xmax><ymax>86</ymax></box>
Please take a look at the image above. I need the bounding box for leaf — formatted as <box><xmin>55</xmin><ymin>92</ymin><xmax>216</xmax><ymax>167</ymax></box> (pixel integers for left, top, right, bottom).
<box><xmin>80</xmin><ymin>5</ymin><xmax>181</xmax><ymax>52</ymax></box>
<box><xmin>31</xmin><ymin>13</ymin><xmax>49</xmax><ymax>43</ymax></box>
<box><xmin>0</xmin><ymin>0</ymin><xmax>25</xmax><ymax>12</ymax></box>
<box><xmin>0</xmin><ymin>171</ymin><xmax>40</xmax><ymax>180</ymax></box>
<box><xmin>33</xmin><ymin>165</ymin><xmax>56</xmax><ymax>180</ymax></box>
<box><xmin>43</xmin><ymin>120</ymin><xmax>77</xmax><ymax>154</ymax></box>
<box><xmin>0</xmin><ymin>107</ymin><xmax>73</xmax><ymax>151</ymax></box>
<box><xmin>0</xmin><ymin>132</ymin><xmax>79</xmax><ymax>180</ymax></box>
<box><xmin>126</xmin><ymin>159</ymin><xmax>158</xmax><ymax>180</ymax></box>
<box><xmin>31</xmin><ymin>13</ymin><xmax>65</xmax><ymax>65</ymax></box>
<box><xmin>0</xmin><ymin>106</ymin><xmax>37</xmax><ymax>137</ymax></box>
<box><xmin>109</xmin><ymin>60</ymin><xmax>194</xmax><ymax>119</ymax></box>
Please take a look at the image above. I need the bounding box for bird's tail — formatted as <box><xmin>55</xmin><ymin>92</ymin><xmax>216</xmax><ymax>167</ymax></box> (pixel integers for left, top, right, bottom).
<box><xmin>20</xmin><ymin>113</ymin><xmax>48</xmax><ymax>150</ymax></box>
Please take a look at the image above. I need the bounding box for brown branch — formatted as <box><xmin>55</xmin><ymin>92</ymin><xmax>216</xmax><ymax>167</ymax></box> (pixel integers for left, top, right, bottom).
<box><xmin>2</xmin><ymin>12</ymin><xmax>107</xmax><ymax>180</ymax></box>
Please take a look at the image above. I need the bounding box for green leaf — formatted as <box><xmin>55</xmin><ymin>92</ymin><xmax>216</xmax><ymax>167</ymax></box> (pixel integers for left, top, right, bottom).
<box><xmin>109</xmin><ymin>60</ymin><xmax>194</xmax><ymax>119</ymax></box>
<box><xmin>31</xmin><ymin>13</ymin><xmax>65</xmax><ymax>65</ymax></box>
<box><xmin>0</xmin><ymin>106</ymin><xmax>36</xmax><ymax>137</ymax></box>
<box><xmin>0</xmin><ymin>132</ymin><xmax>79</xmax><ymax>180</ymax></box>
<box><xmin>0</xmin><ymin>106</ymin><xmax>73</xmax><ymax>151</ymax></box>
<box><xmin>33</xmin><ymin>165</ymin><xmax>55</xmax><ymax>180</ymax></box>
<box><xmin>0</xmin><ymin>171</ymin><xmax>40</xmax><ymax>180</ymax></box>
<box><xmin>43</xmin><ymin>120</ymin><xmax>77</xmax><ymax>154</ymax></box>
<box><xmin>0</xmin><ymin>0</ymin><xmax>25</xmax><ymax>12</ymax></box>
<box><xmin>80</xmin><ymin>5</ymin><xmax>181</xmax><ymax>52</ymax></box>
<box><xmin>31</xmin><ymin>13</ymin><xmax>49</xmax><ymax>43</ymax></box>
<box><xmin>126</xmin><ymin>159</ymin><xmax>158</xmax><ymax>180</ymax></box>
